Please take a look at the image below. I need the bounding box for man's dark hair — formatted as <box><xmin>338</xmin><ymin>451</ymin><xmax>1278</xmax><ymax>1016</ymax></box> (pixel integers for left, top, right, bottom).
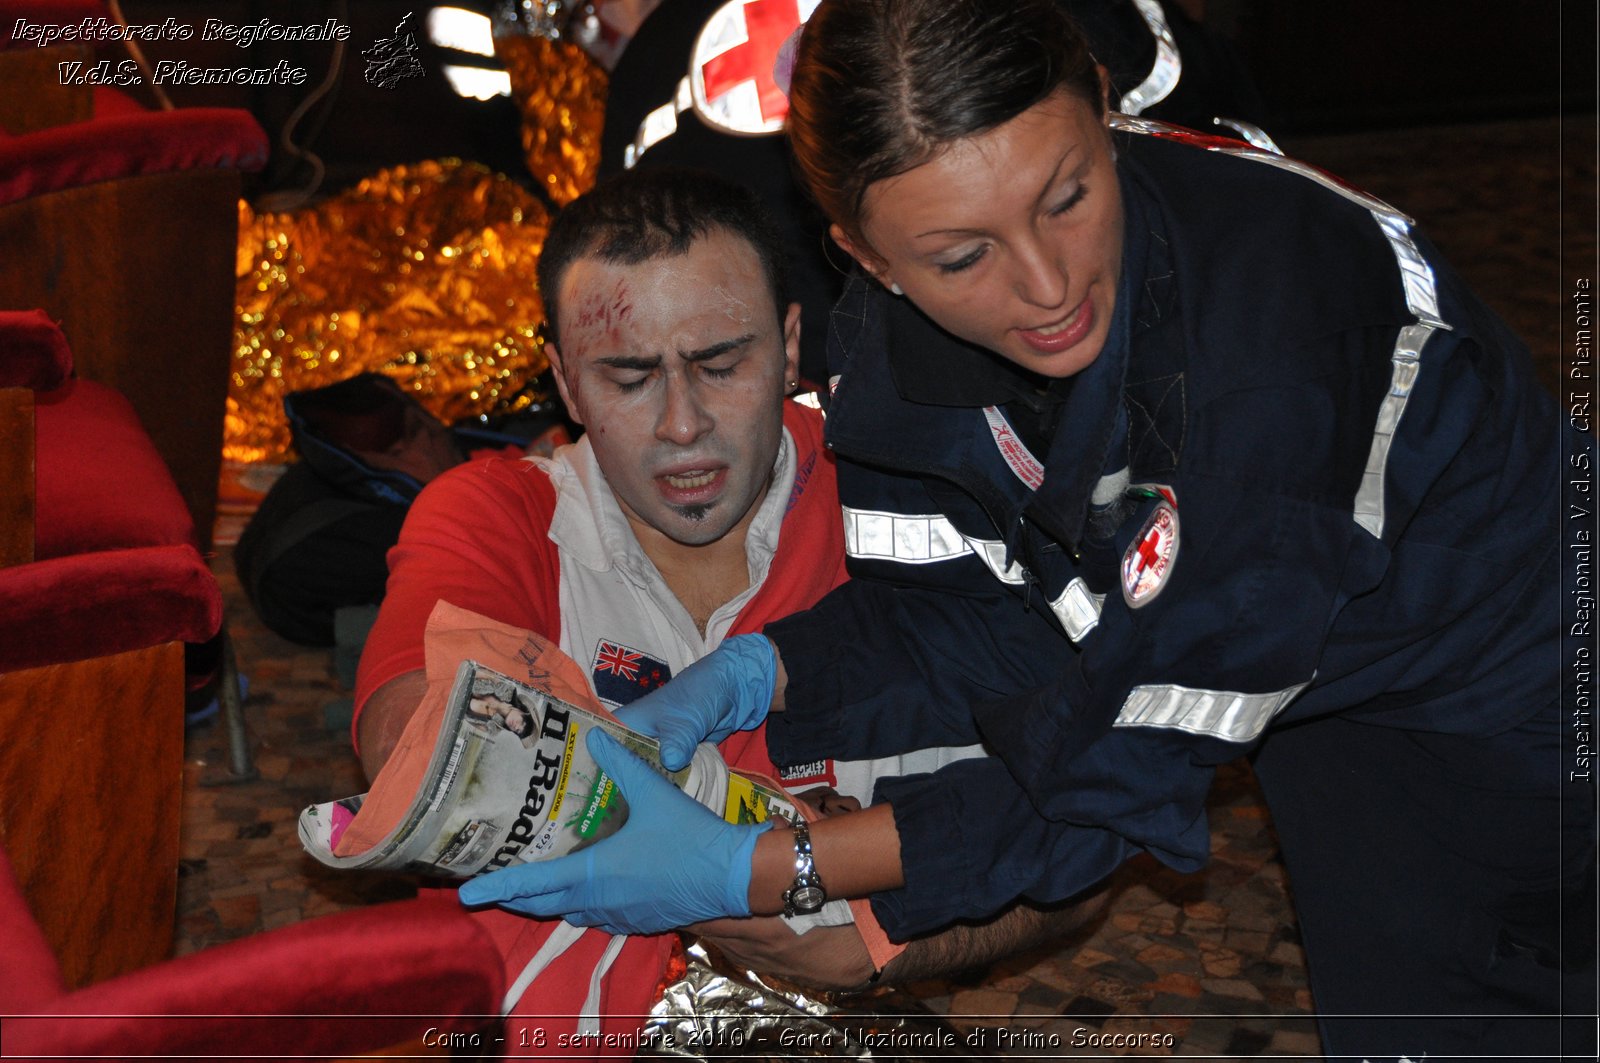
<box><xmin>537</xmin><ymin>168</ymin><xmax>790</xmax><ymax>348</ymax></box>
<box><xmin>786</xmin><ymin>0</ymin><xmax>1101</xmax><ymax>244</ymax></box>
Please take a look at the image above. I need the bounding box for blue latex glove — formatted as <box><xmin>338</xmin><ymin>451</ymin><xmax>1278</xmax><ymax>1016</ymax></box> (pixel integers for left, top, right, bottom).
<box><xmin>457</xmin><ymin>729</ymin><xmax>768</xmax><ymax>935</ymax></box>
<box><xmin>614</xmin><ymin>633</ymin><xmax>776</xmax><ymax>771</ymax></box>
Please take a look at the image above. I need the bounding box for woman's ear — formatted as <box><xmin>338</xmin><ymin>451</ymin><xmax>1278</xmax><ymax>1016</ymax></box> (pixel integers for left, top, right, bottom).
<box><xmin>828</xmin><ymin>223</ymin><xmax>893</xmax><ymax>290</ymax></box>
<box><xmin>1097</xmin><ymin>63</ymin><xmax>1114</xmax><ymax>115</ymax></box>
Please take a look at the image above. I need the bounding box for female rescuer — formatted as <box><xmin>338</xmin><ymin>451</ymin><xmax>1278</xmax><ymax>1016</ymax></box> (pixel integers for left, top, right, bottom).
<box><xmin>462</xmin><ymin>1</ymin><xmax>1595</xmax><ymax>1055</ymax></box>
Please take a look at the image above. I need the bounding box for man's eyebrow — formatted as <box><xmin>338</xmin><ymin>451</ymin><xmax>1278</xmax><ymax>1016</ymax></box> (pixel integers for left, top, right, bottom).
<box><xmin>594</xmin><ymin>354</ymin><xmax>660</xmax><ymax>371</ymax></box>
<box><xmin>591</xmin><ymin>333</ymin><xmax>757</xmax><ymax>371</ymax></box>
<box><xmin>682</xmin><ymin>333</ymin><xmax>756</xmax><ymax>362</ymax></box>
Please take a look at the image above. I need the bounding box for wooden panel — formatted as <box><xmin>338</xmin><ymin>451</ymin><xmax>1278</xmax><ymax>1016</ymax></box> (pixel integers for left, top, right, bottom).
<box><xmin>0</xmin><ymin>168</ymin><xmax>242</xmax><ymax>549</ymax></box>
<box><xmin>0</xmin><ymin>641</ymin><xmax>185</xmax><ymax>988</ymax></box>
<box><xmin>0</xmin><ymin>388</ymin><xmax>34</xmax><ymax>568</ymax></box>
<box><xmin>0</xmin><ymin>45</ymin><xmax>94</xmax><ymax>135</ymax></box>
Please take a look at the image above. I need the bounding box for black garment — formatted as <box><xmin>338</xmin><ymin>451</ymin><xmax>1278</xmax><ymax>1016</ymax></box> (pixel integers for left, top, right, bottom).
<box><xmin>235</xmin><ymin>374</ymin><xmax>548</xmax><ymax>646</ymax></box>
<box><xmin>235</xmin><ymin>463</ymin><xmax>408</xmax><ymax>647</ymax></box>
<box><xmin>763</xmin><ymin>126</ymin><xmax>1595</xmax><ymax>1060</ymax></box>
<box><xmin>1254</xmin><ymin>707</ymin><xmax>1597</xmax><ymax>1060</ymax></box>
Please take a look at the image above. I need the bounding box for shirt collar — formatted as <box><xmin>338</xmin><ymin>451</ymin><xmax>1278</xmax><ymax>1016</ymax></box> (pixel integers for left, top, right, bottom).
<box><xmin>883</xmin><ymin>287</ymin><xmax>1047</xmax><ymax>409</ymax></box>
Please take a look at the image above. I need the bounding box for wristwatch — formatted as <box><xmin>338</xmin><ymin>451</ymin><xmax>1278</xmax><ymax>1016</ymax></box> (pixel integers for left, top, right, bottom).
<box><xmin>781</xmin><ymin>819</ymin><xmax>827</xmax><ymax>917</ymax></box>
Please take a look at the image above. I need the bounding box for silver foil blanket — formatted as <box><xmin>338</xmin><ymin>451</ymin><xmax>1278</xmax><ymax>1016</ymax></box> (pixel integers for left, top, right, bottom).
<box><xmin>639</xmin><ymin>945</ymin><xmax>982</xmax><ymax>1060</ymax></box>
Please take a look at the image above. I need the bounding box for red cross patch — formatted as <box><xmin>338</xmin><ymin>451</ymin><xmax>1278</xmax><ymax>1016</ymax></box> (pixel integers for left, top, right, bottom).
<box><xmin>690</xmin><ymin>0</ymin><xmax>819</xmax><ymax>135</ymax></box>
<box><xmin>1121</xmin><ymin>499</ymin><xmax>1179</xmax><ymax>607</ymax></box>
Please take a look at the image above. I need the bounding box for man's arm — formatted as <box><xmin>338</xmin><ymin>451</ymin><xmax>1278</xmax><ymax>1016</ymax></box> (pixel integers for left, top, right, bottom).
<box><xmin>356</xmin><ymin>669</ymin><xmax>428</xmax><ymax>782</ymax></box>
<box><xmin>697</xmin><ymin>783</ymin><xmax>1103</xmax><ymax>991</ymax></box>
<box><xmin>693</xmin><ymin>889</ymin><xmax>1108</xmax><ymax>992</ymax></box>
<box><xmin>878</xmin><ymin>890</ymin><xmax>1108</xmax><ymax>984</ymax></box>
<box><xmin>352</xmin><ymin>457</ymin><xmax>563</xmax><ymax>771</ymax></box>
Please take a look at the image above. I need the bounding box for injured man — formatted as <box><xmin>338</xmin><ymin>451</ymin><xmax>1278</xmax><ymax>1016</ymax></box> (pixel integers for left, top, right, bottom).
<box><xmin>352</xmin><ymin>167</ymin><xmax>1104</xmax><ymax>1045</ymax></box>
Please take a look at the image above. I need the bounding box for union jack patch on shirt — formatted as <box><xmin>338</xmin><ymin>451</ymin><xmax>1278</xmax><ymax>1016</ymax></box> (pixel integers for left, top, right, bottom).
<box><xmin>591</xmin><ymin>640</ymin><xmax>672</xmax><ymax>707</ymax></box>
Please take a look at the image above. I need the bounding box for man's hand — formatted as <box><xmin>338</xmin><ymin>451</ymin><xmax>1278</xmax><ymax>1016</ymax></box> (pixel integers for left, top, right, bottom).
<box><xmin>690</xmin><ymin>917</ymin><xmax>876</xmax><ymax>991</ymax></box>
<box><xmin>458</xmin><ymin>729</ymin><xmax>767</xmax><ymax>935</ymax></box>
<box><xmin>693</xmin><ymin>891</ymin><xmax>1110</xmax><ymax>991</ymax></box>
<box><xmin>877</xmin><ymin>889</ymin><xmax>1113</xmax><ymax>984</ymax></box>
<box><xmin>614</xmin><ymin>634</ymin><xmax>778</xmax><ymax>770</ymax></box>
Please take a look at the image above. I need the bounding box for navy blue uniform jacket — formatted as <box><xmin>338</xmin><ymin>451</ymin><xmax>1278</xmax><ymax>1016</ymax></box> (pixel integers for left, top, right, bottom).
<box><xmin>764</xmin><ymin>122</ymin><xmax>1585</xmax><ymax>940</ymax></box>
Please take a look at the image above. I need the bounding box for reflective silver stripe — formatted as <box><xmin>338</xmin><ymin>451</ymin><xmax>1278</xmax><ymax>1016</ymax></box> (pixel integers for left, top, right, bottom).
<box><xmin>1210</xmin><ymin>116</ymin><xmax>1283</xmax><ymax>155</ymax></box>
<box><xmin>1116</xmin><ymin>11</ymin><xmax>1282</xmax><ymax>154</ymax></box>
<box><xmin>959</xmin><ymin>533</ymin><xmax>1025</xmax><ymax>583</ymax></box>
<box><xmin>842</xmin><ymin>507</ymin><xmax>968</xmax><ymax>565</ymax></box>
<box><xmin>624</xmin><ymin>78</ymin><xmax>694</xmax><ymax>169</ymax></box>
<box><xmin>1346</xmin><ymin>210</ymin><xmax>1447</xmax><ymax>540</ymax></box>
<box><xmin>842</xmin><ymin>508</ymin><xmax>1105</xmax><ymax>641</ymax></box>
<box><xmin>1354</xmin><ymin>320</ymin><xmax>1433</xmax><ymax>536</ymax></box>
<box><xmin>1115</xmin><ymin>680</ymin><xmax>1310</xmax><ymax>742</ymax></box>
<box><xmin>1378</xmin><ymin>213</ymin><xmax>1447</xmax><ymax>326</ymax></box>
<box><xmin>956</xmin><ymin>536</ymin><xmax>1106</xmax><ymax>641</ymax></box>
<box><xmin>1050</xmin><ymin>578</ymin><xmax>1105</xmax><ymax>643</ymax></box>
<box><xmin>1121</xmin><ymin>0</ymin><xmax>1181</xmax><ymax>115</ymax></box>
<box><xmin>1108</xmin><ymin>116</ymin><xmax>1453</xmax><ymax>540</ymax></box>
<box><xmin>1109</xmin><ymin>114</ymin><xmax>1406</xmax><ymax>218</ymax></box>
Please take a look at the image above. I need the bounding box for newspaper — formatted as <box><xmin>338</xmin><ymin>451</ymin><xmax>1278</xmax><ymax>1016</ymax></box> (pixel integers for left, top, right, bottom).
<box><xmin>299</xmin><ymin>659</ymin><xmax>800</xmax><ymax>877</ymax></box>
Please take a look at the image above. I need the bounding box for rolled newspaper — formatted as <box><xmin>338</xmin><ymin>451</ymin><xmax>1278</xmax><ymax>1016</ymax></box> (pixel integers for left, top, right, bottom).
<box><xmin>299</xmin><ymin>659</ymin><xmax>798</xmax><ymax>877</ymax></box>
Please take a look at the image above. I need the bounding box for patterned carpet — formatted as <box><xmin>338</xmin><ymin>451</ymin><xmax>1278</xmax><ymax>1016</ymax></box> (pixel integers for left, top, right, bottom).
<box><xmin>176</xmin><ymin>115</ymin><xmax>1594</xmax><ymax>1058</ymax></box>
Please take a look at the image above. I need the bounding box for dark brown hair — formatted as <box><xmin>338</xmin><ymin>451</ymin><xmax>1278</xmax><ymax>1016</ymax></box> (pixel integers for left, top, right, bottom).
<box><xmin>786</xmin><ymin>0</ymin><xmax>1101</xmax><ymax>242</ymax></box>
<box><xmin>537</xmin><ymin>167</ymin><xmax>789</xmax><ymax>348</ymax></box>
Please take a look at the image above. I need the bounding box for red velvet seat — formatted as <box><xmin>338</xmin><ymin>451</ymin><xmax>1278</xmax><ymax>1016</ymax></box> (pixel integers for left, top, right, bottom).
<box><xmin>0</xmin><ymin>106</ymin><xmax>268</xmax><ymax>203</ymax></box>
<box><xmin>1</xmin><ymin>309</ymin><xmax>215</xmax><ymax>665</ymax></box>
<box><xmin>0</xmin><ymin>845</ymin><xmax>505</xmax><ymax>1060</ymax></box>
<box><xmin>0</xmin><ymin>310</ymin><xmax>223</xmax><ymax>987</ymax></box>
<box><xmin>33</xmin><ymin>379</ymin><xmax>198</xmax><ymax>560</ymax></box>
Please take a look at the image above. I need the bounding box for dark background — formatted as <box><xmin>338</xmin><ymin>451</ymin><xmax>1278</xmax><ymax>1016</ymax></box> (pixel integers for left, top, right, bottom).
<box><xmin>112</xmin><ymin>0</ymin><xmax>1597</xmax><ymax>202</ymax></box>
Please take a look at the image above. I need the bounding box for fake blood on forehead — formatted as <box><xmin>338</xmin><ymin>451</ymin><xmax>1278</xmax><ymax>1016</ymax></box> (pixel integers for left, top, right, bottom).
<box><xmin>567</xmin><ymin>278</ymin><xmax>634</xmax><ymax>355</ymax></box>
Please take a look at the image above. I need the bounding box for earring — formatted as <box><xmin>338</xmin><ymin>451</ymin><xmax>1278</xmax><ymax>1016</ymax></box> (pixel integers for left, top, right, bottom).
<box><xmin>889</xmin><ymin>282</ymin><xmax>904</xmax><ymax>296</ymax></box>
<box><xmin>786</xmin><ymin>380</ymin><xmax>798</xmax><ymax>393</ymax></box>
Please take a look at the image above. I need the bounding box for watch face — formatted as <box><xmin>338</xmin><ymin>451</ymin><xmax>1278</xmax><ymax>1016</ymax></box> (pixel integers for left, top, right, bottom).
<box><xmin>789</xmin><ymin>884</ymin><xmax>826</xmax><ymax>913</ymax></box>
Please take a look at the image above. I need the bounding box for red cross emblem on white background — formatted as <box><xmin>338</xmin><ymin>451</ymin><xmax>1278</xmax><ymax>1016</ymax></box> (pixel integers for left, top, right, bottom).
<box><xmin>1121</xmin><ymin>500</ymin><xmax>1179</xmax><ymax>608</ymax></box>
<box><xmin>690</xmin><ymin>0</ymin><xmax>819</xmax><ymax>135</ymax></box>
<box><xmin>1134</xmin><ymin>526</ymin><xmax>1164</xmax><ymax>574</ymax></box>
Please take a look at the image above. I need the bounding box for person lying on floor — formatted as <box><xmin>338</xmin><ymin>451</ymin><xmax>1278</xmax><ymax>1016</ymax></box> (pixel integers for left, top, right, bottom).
<box><xmin>351</xmin><ymin>167</ymin><xmax>1105</xmax><ymax>1012</ymax></box>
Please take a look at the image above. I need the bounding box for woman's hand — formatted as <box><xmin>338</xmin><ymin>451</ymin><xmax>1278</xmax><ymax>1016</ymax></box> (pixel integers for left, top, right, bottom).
<box><xmin>614</xmin><ymin>633</ymin><xmax>778</xmax><ymax>770</ymax></box>
<box><xmin>457</xmin><ymin>729</ymin><xmax>767</xmax><ymax>935</ymax></box>
<box><xmin>688</xmin><ymin>784</ymin><xmax>873</xmax><ymax>988</ymax></box>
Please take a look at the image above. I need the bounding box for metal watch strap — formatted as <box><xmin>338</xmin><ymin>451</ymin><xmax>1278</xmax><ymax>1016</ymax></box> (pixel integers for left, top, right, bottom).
<box><xmin>781</xmin><ymin>819</ymin><xmax>827</xmax><ymax>917</ymax></box>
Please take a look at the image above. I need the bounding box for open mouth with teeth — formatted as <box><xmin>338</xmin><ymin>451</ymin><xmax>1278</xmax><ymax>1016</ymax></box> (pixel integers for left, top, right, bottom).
<box><xmin>1017</xmin><ymin>296</ymin><xmax>1094</xmax><ymax>355</ymax></box>
<box><xmin>663</xmin><ymin>470</ymin><xmax>718</xmax><ymax>489</ymax></box>
<box><xmin>656</xmin><ymin>465</ymin><xmax>728</xmax><ymax>508</ymax></box>
<box><xmin>1032</xmin><ymin>304</ymin><xmax>1082</xmax><ymax>335</ymax></box>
